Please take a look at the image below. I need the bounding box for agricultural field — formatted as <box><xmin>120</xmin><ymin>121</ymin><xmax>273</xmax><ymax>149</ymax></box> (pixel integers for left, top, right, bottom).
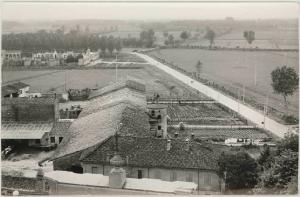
<box><xmin>2</xmin><ymin>65</ymin><xmax>209</xmax><ymax>100</ymax></box>
<box><xmin>148</xmin><ymin>48</ymin><xmax>299</xmax><ymax>119</ymax></box>
<box><xmin>101</xmin><ymin>52</ymin><xmax>147</xmax><ymax>63</ymax></box>
<box><xmin>167</xmin><ymin>103</ymin><xmax>245</xmax><ymax>125</ymax></box>
<box><xmin>188</xmin><ymin>29</ymin><xmax>298</xmax><ymax>49</ymax></box>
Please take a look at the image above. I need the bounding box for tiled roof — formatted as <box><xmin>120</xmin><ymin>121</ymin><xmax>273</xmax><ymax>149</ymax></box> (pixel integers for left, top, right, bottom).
<box><xmin>2</xmin><ymin>86</ymin><xmax>17</xmax><ymax>96</ymax></box>
<box><xmin>2</xmin><ymin>97</ymin><xmax>57</xmax><ymax>105</ymax></box>
<box><xmin>147</xmin><ymin>103</ymin><xmax>167</xmax><ymax>109</ymax></box>
<box><xmin>53</xmin><ymin>103</ymin><xmax>150</xmax><ymax>160</ymax></box>
<box><xmin>88</xmin><ymin>79</ymin><xmax>146</xmax><ymax>100</ymax></box>
<box><xmin>81</xmin><ymin>136</ymin><xmax>224</xmax><ymax>171</ymax></box>
<box><xmin>2</xmin><ymin>82</ymin><xmax>29</xmax><ymax>96</ymax></box>
<box><xmin>49</xmin><ymin>121</ymin><xmax>72</xmax><ymax>137</ymax></box>
<box><xmin>168</xmin><ymin>128</ymin><xmax>269</xmax><ymax>140</ymax></box>
<box><xmin>1</xmin><ymin>122</ymin><xmax>53</xmax><ymax>139</ymax></box>
<box><xmin>52</xmin><ymin>79</ymin><xmax>150</xmax><ymax>160</ymax></box>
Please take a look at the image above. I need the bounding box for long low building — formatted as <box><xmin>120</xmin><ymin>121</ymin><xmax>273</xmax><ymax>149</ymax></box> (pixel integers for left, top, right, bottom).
<box><xmin>81</xmin><ymin>135</ymin><xmax>224</xmax><ymax>193</ymax></box>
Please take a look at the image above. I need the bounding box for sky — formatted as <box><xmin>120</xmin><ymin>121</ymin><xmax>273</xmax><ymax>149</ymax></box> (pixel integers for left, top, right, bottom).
<box><xmin>2</xmin><ymin>1</ymin><xmax>299</xmax><ymax>21</ymax></box>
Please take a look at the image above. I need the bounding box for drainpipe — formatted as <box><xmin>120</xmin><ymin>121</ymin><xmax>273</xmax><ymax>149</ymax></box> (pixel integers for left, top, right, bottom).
<box><xmin>198</xmin><ymin>169</ymin><xmax>200</xmax><ymax>194</ymax></box>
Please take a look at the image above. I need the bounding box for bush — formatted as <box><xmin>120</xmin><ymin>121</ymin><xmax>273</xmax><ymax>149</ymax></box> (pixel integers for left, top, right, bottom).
<box><xmin>282</xmin><ymin>115</ymin><xmax>299</xmax><ymax>124</ymax></box>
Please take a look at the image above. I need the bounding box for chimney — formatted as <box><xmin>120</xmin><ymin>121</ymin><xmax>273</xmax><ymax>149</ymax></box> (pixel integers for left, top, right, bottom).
<box><xmin>35</xmin><ymin>168</ymin><xmax>45</xmax><ymax>193</ymax></box>
<box><xmin>174</xmin><ymin>132</ymin><xmax>179</xmax><ymax>138</ymax></box>
<box><xmin>191</xmin><ymin>133</ymin><xmax>195</xmax><ymax>140</ymax></box>
<box><xmin>109</xmin><ymin>153</ymin><xmax>126</xmax><ymax>189</ymax></box>
<box><xmin>184</xmin><ymin>138</ymin><xmax>190</xmax><ymax>151</ymax></box>
<box><xmin>166</xmin><ymin>139</ymin><xmax>171</xmax><ymax>151</ymax></box>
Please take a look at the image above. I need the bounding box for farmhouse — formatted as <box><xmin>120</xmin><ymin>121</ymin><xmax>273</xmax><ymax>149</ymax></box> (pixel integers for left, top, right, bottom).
<box><xmin>1</xmin><ymin>50</ymin><xmax>22</xmax><ymax>61</ymax></box>
<box><xmin>2</xmin><ymin>82</ymin><xmax>30</xmax><ymax>98</ymax></box>
<box><xmin>78</xmin><ymin>48</ymin><xmax>100</xmax><ymax>66</ymax></box>
<box><xmin>80</xmin><ymin>135</ymin><xmax>223</xmax><ymax>192</ymax></box>
<box><xmin>33</xmin><ymin>50</ymin><xmax>58</xmax><ymax>60</ymax></box>
<box><xmin>1</xmin><ymin>97</ymin><xmax>61</xmax><ymax>149</ymax></box>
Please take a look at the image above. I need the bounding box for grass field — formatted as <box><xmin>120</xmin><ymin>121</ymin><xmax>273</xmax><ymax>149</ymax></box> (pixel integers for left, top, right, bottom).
<box><xmin>2</xmin><ymin>66</ymin><xmax>209</xmax><ymax>100</ymax></box>
<box><xmin>188</xmin><ymin>29</ymin><xmax>298</xmax><ymax>49</ymax></box>
<box><xmin>147</xmin><ymin>49</ymin><xmax>299</xmax><ymax>119</ymax></box>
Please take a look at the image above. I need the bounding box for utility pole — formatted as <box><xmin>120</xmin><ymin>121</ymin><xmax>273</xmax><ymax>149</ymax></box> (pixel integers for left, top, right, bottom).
<box><xmin>254</xmin><ymin>64</ymin><xmax>257</xmax><ymax>86</ymax></box>
<box><xmin>242</xmin><ymin>85</ymin><xmax>245</xmax><ymax>103</ymax></box>
<box><xmin>115</xmin><ymin>54</ymin><xmax>118</xmax><ymax>83</ymax></box>
<box><xmin>263</xmin><ymin>95</ymin><xmax>269</xmax><ymax>129</ymax></box>
<box><xmin>64</xmin><ymin>71</ymin><xmax>67</xmax><ymax>91</ymax></box>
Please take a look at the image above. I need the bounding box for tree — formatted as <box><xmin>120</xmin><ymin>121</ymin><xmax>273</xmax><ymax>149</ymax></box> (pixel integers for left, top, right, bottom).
<box><xmin>271</xmin><ymin>66</ymin><xmax>298</xmax><ymax>113</ymax></box>
<box><xmin>243</xmin><ymin>30</ymin><xmax>255</xmax><ymax>45</ymax></box>
<box><xmin>167</xmin><ymin>34</ymin><xmax>174</xmax><ymax>46</ymax></box>
<box><xmin>115</xmin><ymin>37</ymin><xmax>122</xmax><ymax>53</ymax></box>
<box><xmin>99</xmin><ymin>36</ymin><xmax>107</xmax><ymax>56</ymax></box>
<box><xmin>140</xmin><ymin>29</ymin><xmax>155</xmax><ymax>48</ymax></box>
<box><xmin>256</xmin><ymin>149</ymin><xmax>298</xmax><ymax>193</ymax></box>
<box><xmin>218</xmin><ymin>151</ymin><xmax>259</xmax><ymax>192</ymax></box>
<box><xmin>107</xmin><ymin>36</ymin><xmax>115</xmax><ymax>56</ymax></box>
<box><xmin>257</xmin><ymin>144</ymin><xmax>272</xmax><ymax>169</ymax></box>
<box><xmin>204</xmin><ymin>28</ymin><xmax>216</xmax><ymax>48</ymax></box>
<box><xmin>254</xmin><ymin>132</ymin><xmax>299</xmax><ymax>194</ymax></box>
<box><xmin>180</xmin><ymin>31</ymin><xmax>189</xmax><ymax>42</ymax></box>
<box><xmin>195</xmin><ymin>60</ymin><xmax>202</xmax><ymax>73</ymax></box>
<box><xmin>277</xmin><ymin>132</ymin><xmax>299</xmax><ymax>153</ymax></box>
<box><xmin>65</xmin><ymin>54</ymin><xmax>75</xmax><ymax>63</ymax></box>
<box><xmin>163</xmin><ymin>31</ymin><xmax>169</xmax><ymax>38</ymax></box>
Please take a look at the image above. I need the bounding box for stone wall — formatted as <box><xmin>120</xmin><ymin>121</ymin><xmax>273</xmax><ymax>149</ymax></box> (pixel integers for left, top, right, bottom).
<box><xmin>2</xmin><ymin>175</ymin><xmax>36</xmax><ymax>191</ymax></box>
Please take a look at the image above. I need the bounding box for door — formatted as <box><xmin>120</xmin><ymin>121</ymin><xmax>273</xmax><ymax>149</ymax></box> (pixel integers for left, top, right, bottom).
<box><xmin>138</xmin><ymin>170</ymin><xmax>143</xmax><ymax>179</ymax></box>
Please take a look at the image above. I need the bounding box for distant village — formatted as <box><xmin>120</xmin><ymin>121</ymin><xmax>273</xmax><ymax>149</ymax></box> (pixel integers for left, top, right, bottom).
<box><xmin>2</xmin><ymin>48</ymin><xmax>99</xmax><ymax>67</ymax></box>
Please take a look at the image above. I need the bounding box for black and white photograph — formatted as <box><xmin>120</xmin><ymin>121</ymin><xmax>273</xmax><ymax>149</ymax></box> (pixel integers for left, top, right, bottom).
<box><xmin>1</xmin><ymin>0</ymin><xmax>299</xmax><ymax>195</ymax></box>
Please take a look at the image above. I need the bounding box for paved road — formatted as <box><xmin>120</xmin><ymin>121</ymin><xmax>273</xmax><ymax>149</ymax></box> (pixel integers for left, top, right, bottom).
<box><xmin>135</xmin><ymin>52</ymin><xmax>295</xmax><ymax>138</ymax></box>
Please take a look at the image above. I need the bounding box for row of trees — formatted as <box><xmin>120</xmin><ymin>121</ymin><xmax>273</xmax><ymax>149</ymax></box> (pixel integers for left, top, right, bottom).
<box><xmin>2</xmin><ymin>28</ymin><xmax>156</xmax><ymax>52</ymax></box>
<box><xmin>218</xmin><ymin>132</ymin><xmax>298</xmax><ymax>194</ymax></box>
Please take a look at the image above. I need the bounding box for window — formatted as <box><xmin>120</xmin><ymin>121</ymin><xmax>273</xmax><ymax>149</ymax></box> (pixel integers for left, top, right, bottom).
<box><xmin>59</xmin><ymin>137</ymin><xmax>63</xmax><ymax>143</ymax></box>
<box><xmin>92</xmin><ymin>167</ymin><xmax>98</xmax><ymax>174</ymax></box>
<box><xmin>204</xmin><ymin>174</ymin><xmax>211</xmax><ymax>186</ymax></box>
<box><xmin>158</xmin><ymin>125</ymin><xmax>162</xmax><ymax>130</ymax></box>
<box><xmin>35</xmin><ymin>139</ymin><xmax>41</xmax><ymax>144</ymax></box>
<box><xmin>154</xmin><ymin>170</ymin><xmax>161</xmax><ymax>179</ymax></box>
<box><xmin>186</xmin><ymin>173</ymin><xmax>193</xmax><ymax>182</ymax></box>
<box><xmin>151</xmin><ymin>110</ymin><xmax>155</xmax><ymax>116</ymax></box>
<box><xmin>170</xmin><ymin>171</ymin><xmax>177</xmax><ymax>181</ymax></box>
<box><xmin>50</xmin><ymin>137</ymin><xmax>55</xmax><ymax>143</ymax></box>
<box><xmin>138</xmin><ymin>170</ymin><xmax>143</xmax><ymax>179</ymax></box>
